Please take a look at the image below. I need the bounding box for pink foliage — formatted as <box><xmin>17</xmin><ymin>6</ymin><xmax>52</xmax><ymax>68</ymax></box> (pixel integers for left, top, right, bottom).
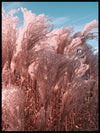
<box><xmin>2</xmin><ymin>7</ymin><xmax>98</xmax><ymax>131</ymax></box>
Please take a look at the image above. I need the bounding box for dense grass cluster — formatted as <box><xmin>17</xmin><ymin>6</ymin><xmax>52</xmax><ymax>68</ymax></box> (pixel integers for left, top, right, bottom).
<box><xmin>2</xmin><ymin>7</ymin><xmax>98</xmax><ymax>131</ymax></box>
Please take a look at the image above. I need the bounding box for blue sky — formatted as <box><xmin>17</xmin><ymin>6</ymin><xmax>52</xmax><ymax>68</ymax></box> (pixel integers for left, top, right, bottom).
<box><xmin>2</xmin><ymin>2</ymin><xmax>98</xmax><ymax>50</ymax></box>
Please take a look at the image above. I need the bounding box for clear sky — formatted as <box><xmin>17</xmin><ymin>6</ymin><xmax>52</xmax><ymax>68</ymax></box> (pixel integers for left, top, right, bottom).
<box><xmin>2</xmin><ymin>2</ymin><xmax>98</xmax><ymax>51</ymax></box>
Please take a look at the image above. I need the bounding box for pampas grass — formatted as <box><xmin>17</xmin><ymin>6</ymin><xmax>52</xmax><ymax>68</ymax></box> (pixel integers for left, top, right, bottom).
<box><xmin>2</xmin><ymin>7</ymin><xmax>98</xmax><ymax>131</ymax></box>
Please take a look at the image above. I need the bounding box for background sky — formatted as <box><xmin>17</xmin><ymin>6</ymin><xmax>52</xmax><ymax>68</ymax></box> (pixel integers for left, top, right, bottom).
<box><xmin>2</xmin><ymin>2</ymin><xmax>98</xmax><ymax>51</ymax></box>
